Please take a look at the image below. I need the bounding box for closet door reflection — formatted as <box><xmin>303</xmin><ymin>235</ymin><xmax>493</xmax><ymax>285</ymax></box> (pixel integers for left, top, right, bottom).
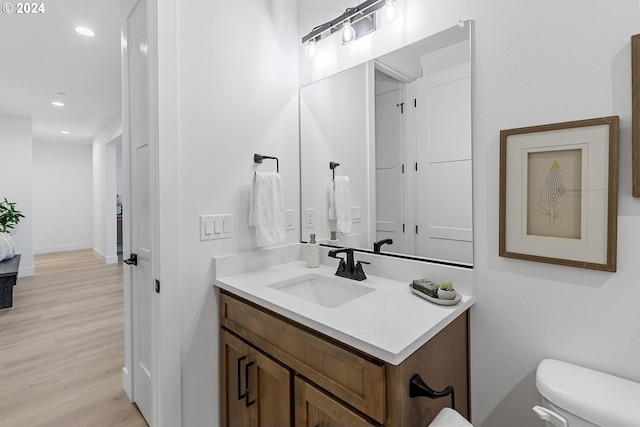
<box><xmin>414</xmin><ymin>60</ymin><xmax>472</xmax><ymax>264</ymax></box>
<box><xmin>375</xmin><ymin>84</ymin><xmax>405</xmax><ymax>254</ymax></box>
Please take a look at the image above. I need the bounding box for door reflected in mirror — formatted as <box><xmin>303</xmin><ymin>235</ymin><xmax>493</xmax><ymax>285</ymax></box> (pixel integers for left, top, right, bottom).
<box><xmin>300</xmin><ymin>22</ymin><xmax>473</xmax><ymax>266</ymax></box>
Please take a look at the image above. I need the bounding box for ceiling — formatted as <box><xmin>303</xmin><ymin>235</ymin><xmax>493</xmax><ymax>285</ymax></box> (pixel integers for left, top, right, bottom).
<box><xmin>0</xmin><ymin>0</ymin><xmax>122</xmax><ymax>144</ymax></box>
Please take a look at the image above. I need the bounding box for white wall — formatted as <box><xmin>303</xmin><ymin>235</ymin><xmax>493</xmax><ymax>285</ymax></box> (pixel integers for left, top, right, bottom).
<box><xmin>32</xmin><ymin>141</ymin><xmax>93</xmax><ymax>253</ymax></box>
<box><xmin>92</xmin><ymin>115</ymin><xmax>122</xmax><ymax>264</ymax></box>
<box><xmin>300</xmin><ymin>1</ymin><xmax>640</xmax><ymax>426</ymax></box>
<box><xmin>471</xmin><ymin>3</ymin><xmax>640</xmax><ymax>425</ymax></box>
<box><xmin>169</xmin><ymin>1</ymin><xmax>300</xmax><ymax>425</ymax></box>
<box><xmin>0</xmin><ymin>112</ymin><xmax>34</xmax><ymax>276</ymax></box>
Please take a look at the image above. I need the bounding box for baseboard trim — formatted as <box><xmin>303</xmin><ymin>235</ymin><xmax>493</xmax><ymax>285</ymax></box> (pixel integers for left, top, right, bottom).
<box><xmin>93</xmin><ymin>248</ymin><xmax>118</xmax><ymax>265</ymax></box>
<box><xmin>105</xmin><ymin>255</ymin><xmax>119</xmax><ymax>265</ymax></box>
<box><xmin>18</xmin><ymin>266</ymin><xmax>34</xmax><ymax>278</ymax></box>
<box><xmin>34</xmin><ymin>243</ymin><xmax>93</xmax><ymax>254</ymax></box>
<box><xmin>122</xmin><ymin>366</ymin><xmax>132</xmax><ymax>401</ymax></box>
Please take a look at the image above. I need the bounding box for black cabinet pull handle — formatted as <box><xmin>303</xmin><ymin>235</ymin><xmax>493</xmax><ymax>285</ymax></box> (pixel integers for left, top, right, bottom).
<box><xmin>237</xmin><ymin>356</ymin><xmax>247</xmax><ymax>400</ymax></box>
<box><xmin>409</xmin><ymin>373</ymin><xmax>455</xmax><ymax>410</ymax></box>
<box><xmin>245</xmin><ymin>361</ymin><xmax>256</xmax><ymax>407</ymax></box>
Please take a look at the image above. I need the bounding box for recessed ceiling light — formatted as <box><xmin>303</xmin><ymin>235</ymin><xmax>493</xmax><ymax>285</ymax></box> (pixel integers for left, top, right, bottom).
<box><xmin>60</xmin><ymin>130</ymin><xmax>70</xmax><ymax>135</ymax></box>
<box><xmin>75</xmin><ymin>27</ymin><xmax>95</xmax><ymax>37</ymax></box>
<box><xmin>52</xmin><ymin>101</ymin><xmax>65</xmax><ymax>107</ymax></box>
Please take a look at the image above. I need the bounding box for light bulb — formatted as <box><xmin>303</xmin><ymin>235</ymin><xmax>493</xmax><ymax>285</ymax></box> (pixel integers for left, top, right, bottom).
<box><xmin>383</xmin><ymin>0</ymin><xmax>397</xmax><ymax>21</ymax></box>
<box><xmin>341</xmin><ymin>21</ymin><xmax>356</xmax><ymax>44</ymax></box>
<box><xmin>304</xmin><ymin>39</ymin><xmax>317</xmax><ymax>58</ymax></box>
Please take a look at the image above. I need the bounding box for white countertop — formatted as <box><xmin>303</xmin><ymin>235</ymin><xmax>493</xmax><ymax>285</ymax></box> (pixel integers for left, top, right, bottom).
<box><xmin>214</xmin><ymin>260</ymin><xmax>474</xmax><ymax>365</ymax></box>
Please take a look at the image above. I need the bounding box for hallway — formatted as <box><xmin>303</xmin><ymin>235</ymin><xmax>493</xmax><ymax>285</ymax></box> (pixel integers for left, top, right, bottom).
<box><xmin>0</xmin><ymin>250</ymin><xmax>147</xmax><ymax>426</ymax></box>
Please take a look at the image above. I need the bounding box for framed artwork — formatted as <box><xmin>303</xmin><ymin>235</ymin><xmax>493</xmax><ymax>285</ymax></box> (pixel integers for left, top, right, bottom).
<box><xmin>633</xmin><ymin>34</ymin><xmax>640</xmax><ymax>197</ymax></box>
<box><xmin>499</xmin><ymin>116</ymin><xmax>619</xmax><ymax>271</ymax></box>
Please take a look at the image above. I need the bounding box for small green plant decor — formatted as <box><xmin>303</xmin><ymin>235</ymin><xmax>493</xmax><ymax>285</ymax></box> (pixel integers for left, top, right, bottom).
<box><xmin>437</xmin><ymin>281</ymin><xmax>457</xmax><ymax>300</ymax></box>
<box><xmin>0</xmin><ymin>198</ymin><xmax>25</xmax><ymax>233</ymax></box>
<box><xmin>439</xmin><ymin>282</ymin><xmax>454</xmax><ymax>291</ymax></box>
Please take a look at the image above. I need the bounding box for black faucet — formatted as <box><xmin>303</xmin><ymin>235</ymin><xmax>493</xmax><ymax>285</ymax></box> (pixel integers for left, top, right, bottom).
<box><xmin>328</xmin><ymin>248</ymin><xmax>369</xmax><ymax>281</ymax></box>
<box><xmin>373</xmin><ymin>238</ymin><xmax>393</xmax><ymax>254</ymax></box>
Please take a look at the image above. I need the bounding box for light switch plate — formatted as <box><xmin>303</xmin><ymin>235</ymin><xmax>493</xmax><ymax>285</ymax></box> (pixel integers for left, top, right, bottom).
<box><xmin>200</xmin><ymin>214</ymin><xmax>233</xmax><ymax>240</ymax></box>
<box><xmin>284</xmin><ymin>209</ymin><xmax>295</xmax><ymax>231</ymax></box>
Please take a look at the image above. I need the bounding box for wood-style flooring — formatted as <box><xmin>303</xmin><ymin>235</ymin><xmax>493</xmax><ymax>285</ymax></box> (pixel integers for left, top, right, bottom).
<box><xmin>0</xmin><ymin>250</ymin><xmax>148</xmax><ymax>427</ymax></box>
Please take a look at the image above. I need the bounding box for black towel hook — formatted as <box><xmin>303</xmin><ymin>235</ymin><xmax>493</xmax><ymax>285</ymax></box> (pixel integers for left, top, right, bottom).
<box><xmin>254</xmin><ymin>153</ymin><xmax>279</xmax><ymax>173</ymax></box>
<box><xmin>329</xmin><ymin>161</ymin><xmax>340</xmax><ymax>180</ymax></box>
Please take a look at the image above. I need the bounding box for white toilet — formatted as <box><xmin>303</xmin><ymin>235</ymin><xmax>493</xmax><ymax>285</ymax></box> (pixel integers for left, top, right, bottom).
<box><xmin>535</xmin><ymin>358</ymin><xmax>640</xmax><ymax>426</ymax></box>
<box><xmin>429</xmin><ymin>408</ymin><xmax>473</xmax><ymax>427</ymax></box>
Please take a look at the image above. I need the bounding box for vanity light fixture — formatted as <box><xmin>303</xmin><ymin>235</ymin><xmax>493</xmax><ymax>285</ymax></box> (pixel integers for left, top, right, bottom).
<box><xmin>301</xmin><ymin>0</ymin><xmax>397</xmax><ymax>55</ymax></box>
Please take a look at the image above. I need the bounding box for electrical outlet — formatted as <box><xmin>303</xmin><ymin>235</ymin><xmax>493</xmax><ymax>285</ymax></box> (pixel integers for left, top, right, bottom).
<box><xmin>284</xmin><ymin>209</ymin><xmax>295</xmax><ymax>231</ymax></box>
<box><xmin>351</xmin><ymin>206</ymin><xmax>362</xmax><ymax>223</ymax></box>
<box><xmin>305</xmin><ymin>208</ymin><xmax>315</xmax><ymax>228</ymax></box>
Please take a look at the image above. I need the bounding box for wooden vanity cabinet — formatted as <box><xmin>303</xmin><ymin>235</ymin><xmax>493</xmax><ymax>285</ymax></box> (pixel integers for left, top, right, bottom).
<box><xmin>219</xmin><ymin>290</ymin><xmax>469</xmax><ymax>427</ymax></box>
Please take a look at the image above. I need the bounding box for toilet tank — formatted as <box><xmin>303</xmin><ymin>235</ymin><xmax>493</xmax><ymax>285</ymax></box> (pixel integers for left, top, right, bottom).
<box><xmin>536</xmin><ymin>359</ymin><xmax>640</xmax><ymax>427</ymax></box>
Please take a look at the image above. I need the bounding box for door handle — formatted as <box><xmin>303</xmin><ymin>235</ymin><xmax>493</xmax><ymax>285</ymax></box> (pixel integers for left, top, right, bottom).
<box><xmin>237</xmin><ymin>356</ymin><xmax>247</xmax><ymax>401</ymax></box>
<box><xmin>245</xmin><ymin>361</ymin><xmax>255</xmax><ymax>407</ymax></box>
<box><xmin>124</xmin><ymin>253</ymin><xmax>138</xmax><ymax>266</ymax></box>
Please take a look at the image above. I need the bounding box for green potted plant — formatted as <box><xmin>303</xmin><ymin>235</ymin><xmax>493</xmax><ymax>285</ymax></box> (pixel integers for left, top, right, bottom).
<box><xmin>437</xmin><ymin>281</ymin><xmax>456</xmax><ymax>300</ymax></box>
<box><xmin>0</xmin><ymin>198</ymin><xmax>24</xmax><ymax>233</ymax></box>
<box><xmin>0</xmin><ymin>198</ymin><xmax>24</xmax><ymax>261</ymax></box>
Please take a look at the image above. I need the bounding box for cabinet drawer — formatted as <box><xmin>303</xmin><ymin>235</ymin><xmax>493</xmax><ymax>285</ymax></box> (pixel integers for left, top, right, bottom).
<box><xmin>220</xmin><ymin>291</ymin><xmax>386</xmax><ymax>424</ymax></box>
<box><xmin>295</xmin><ymin>376</ymin><xmax>379</xmax><ymax>427</ymax></box>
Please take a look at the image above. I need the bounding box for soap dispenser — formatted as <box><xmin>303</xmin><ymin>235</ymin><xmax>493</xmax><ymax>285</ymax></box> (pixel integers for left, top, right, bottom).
<box><xmin>306</xmin><ymin>234</ymin><xmax>319</xmax><ymax>268</ymax></box>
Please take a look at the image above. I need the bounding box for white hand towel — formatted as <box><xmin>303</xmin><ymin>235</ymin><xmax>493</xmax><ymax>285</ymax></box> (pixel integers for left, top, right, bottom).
<box><xmin>328</xmin><ymin>178</ymin><xmax>336</xmax><ymax>220</ymax></box>
<box><xmin>249</xmin><ymin>171</ymin><xmax>285</xmax><ymax>247</ymax></box>
<box><xmin>334</xmin><ymin>176</ymin><xmax>352</xmax><ymax>233</ymax></box>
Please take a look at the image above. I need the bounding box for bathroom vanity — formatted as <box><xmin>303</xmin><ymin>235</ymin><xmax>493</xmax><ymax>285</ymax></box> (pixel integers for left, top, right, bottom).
<box><xmin>214</xmin><ymin>250</ymin><xmax>473</xmax><ymax>426</ymax></box>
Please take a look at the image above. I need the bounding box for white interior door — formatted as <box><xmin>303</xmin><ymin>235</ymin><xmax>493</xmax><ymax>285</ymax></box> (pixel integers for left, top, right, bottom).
<box><xmin>127</xmin><ymin>0</ymin><xmax>153</xmax><ymax>423</ymax></box>
<box><xmin>375</xmin><ymin>89</ymin><xmax>405</xmax><ymax>254</ymax></box>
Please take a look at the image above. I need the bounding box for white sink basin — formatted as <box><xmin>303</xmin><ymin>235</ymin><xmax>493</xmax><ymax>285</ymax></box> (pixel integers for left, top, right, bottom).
<box><xmin>268</xmin><ymin>273</ymin><xmax>374</xmax><ymax>308</ymax></box>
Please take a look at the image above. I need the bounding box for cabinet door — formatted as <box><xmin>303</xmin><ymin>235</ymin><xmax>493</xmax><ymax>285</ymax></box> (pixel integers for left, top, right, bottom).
<box><xmin>221</xmin><ymin>330</ymin><xmax>252</xmax><ymax>427</ymax></box>
<box><xmin>221</xmin><ymin>330</ymin><xmax>292</xmax><ymax>427</ymax></box>
<box><xmin>294</xmin><ymin>376</ymin><xmax>378</xmax><ymax>427</ymax></box>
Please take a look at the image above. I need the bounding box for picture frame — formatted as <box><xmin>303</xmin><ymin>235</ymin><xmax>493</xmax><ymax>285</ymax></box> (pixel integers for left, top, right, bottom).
<box><xmin>499</xmin><ymin>116</ymin><xmax>619</xmax><ymax>272</ymax></box>
<box><xmin>632</xmin><ymin>34</ymin><xmax>640</xmax><ymax>197</ymax></box>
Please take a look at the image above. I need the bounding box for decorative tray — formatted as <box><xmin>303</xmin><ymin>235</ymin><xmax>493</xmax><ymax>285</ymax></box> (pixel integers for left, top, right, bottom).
<box><xmin>409</xmin><ymin>284</ymin><xmax>461</xmax><ymax>306</ymax></box>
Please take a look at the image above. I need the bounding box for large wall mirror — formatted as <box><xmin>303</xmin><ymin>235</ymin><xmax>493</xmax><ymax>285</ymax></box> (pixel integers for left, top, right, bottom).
<box><xmin>300</xmin><ymin>22</ymin><xmax>473</xmax><ymax>267</ymax></box>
